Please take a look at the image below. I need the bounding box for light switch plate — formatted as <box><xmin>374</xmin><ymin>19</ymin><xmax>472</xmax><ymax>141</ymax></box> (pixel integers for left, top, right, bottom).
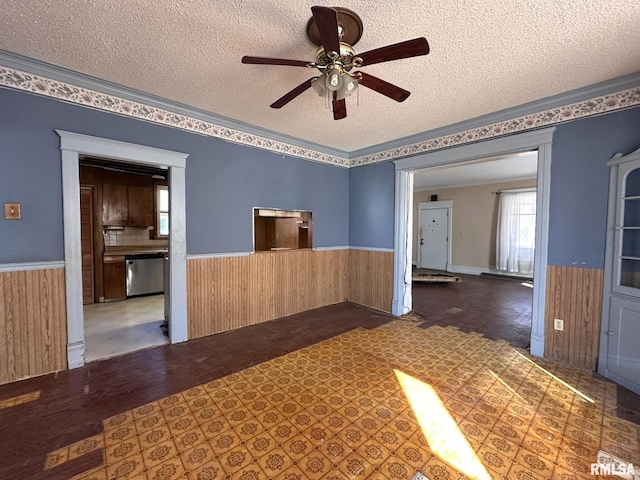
<box><xmin>4</xmin><ymin>203</ymin><xmax>21</xmax><ymax>220</ymax></box>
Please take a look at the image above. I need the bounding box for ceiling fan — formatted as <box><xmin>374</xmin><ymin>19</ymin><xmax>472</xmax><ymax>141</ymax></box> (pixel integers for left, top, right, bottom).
<box><xmin>241</xmin><ymin>6</ymin><xmax>430</xmax><ymax>120</ymax></box>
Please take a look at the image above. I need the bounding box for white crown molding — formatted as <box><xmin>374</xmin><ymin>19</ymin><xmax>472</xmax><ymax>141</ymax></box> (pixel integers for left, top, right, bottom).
<box><xmin>0</xmin><ymin>54</ymin><xmax>638</xmax><ymax>169</ymax></box>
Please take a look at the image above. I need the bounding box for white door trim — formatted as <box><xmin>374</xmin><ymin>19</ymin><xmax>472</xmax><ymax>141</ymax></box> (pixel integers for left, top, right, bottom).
<box><xmin>417</xmin><ymin>201</ymin><xmax>452</xmax><ymax>270</ymax></box>
<box><xmin>57</xmin><ymin>130</ymin><xmax>189</xmax><ymax>369</ymax></box>
<box><xmin>392</xmin><ymin>127</ymin><xmax>555</xmax><ymax>358</ymax></box>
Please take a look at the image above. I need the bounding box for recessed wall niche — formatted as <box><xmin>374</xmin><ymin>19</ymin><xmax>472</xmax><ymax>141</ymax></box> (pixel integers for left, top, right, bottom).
<box><xmin>253</xmin><ymin>208</ymin><xmax>313</xmax><ymax>252</ymax></box>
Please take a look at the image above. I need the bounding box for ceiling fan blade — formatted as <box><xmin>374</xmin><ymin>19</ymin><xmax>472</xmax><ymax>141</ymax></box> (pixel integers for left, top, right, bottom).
<box><xmin>242</xmin><ymin>56</ymin><xmax>311</xmax><ymax>67</ymax></box>
<box><xmin>270</xmin><ymin>78</ymin><xmax>314</xmax><ymax>109</ymax></box>
<box><xmin>358</xmin><ymin>37</ymin><xmax>430</xmax><ymax>66</ymax></box>
<box><xmin>311</xmin><ymin>6</ymin><xmax>340</xmax><ymax>54</ymax></box>
<box><xmin>332</xmin><ymin>91</ymin><xmax>347</xmax><ymax>120</ymax></box>
<box><xmin>357</xmin><ymin>72</ymin><xmax>411</xmax><ymax>102</ymax></box>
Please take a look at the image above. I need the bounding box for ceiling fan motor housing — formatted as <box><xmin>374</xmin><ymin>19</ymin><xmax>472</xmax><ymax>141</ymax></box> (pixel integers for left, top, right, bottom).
<box><xmin>306</xmin><ymin>7</ymin><xmax>364</xmax><ymax>47</ymax></box>
<box><xmin>314</xmin><ymin>43</ymin><xmax>361</xmax><ymax>71</ymax></box>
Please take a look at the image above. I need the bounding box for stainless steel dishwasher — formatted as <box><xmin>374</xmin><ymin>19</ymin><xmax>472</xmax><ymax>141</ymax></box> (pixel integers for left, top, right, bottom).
<box><xmin>125</xmin><ymin>253</ymin><xmax>165</xmax><ymax>297</ymax></box>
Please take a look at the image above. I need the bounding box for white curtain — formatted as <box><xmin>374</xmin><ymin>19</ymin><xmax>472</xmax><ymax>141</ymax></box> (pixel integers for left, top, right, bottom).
<box><xmin>496</xmin><ymin>191</ymin><xmax>536</xmax><ymax>275</ymax></box>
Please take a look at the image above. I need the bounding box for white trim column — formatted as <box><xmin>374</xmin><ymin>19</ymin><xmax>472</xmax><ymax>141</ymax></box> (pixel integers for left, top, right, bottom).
<box><xmin>392</xmin><ymin>170</ymin><xmax>413</xmax><ymax>316</ymax></box>
<box><xmin>61</xmin><ymin>149</ymin><xmax>85</xmax><ymax>368</ymax></box>
<box><xmin>529</xmin><ymin>142</ymin><xmax>552</xmax><ymax>357</ymax></box>
<box><xmin>168</xmin><ymin>166</ymin><xmax>188</xmax><ymax>343</ymax></box>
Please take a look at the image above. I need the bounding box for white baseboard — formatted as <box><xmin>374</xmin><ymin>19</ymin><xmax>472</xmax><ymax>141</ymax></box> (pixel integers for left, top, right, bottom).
<box><xmin>447</xmin><ymin>264</ymin><xmax>491</xmax><ymax>276</ymax></box>
<box><xmin>448</xmin><ymin>264</ymin><xmax>533</xmax><ymax>279</ymax></box>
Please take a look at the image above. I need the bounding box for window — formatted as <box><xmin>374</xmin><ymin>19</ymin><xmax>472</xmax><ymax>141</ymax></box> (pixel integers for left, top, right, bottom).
<box><xmin>496</xmin><ymin>190</ymin><xmax>536</xmax><ymax>275</ymax></box>
<box><xmin>254</xmin><ymin>208</ymin><xmax>312</xmax><ymax>252</ymax></box>
<box><xmin>157</xmin><ymin>185</ymin><xmax>169</xmax><ymax>237</ymax></box>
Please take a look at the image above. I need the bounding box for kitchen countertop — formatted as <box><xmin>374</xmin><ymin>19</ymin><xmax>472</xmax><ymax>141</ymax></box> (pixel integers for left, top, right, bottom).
<box><xmin>104</xmin><ymin>246</ymin><xmax>168</xmax><ymax>256</ymax></box>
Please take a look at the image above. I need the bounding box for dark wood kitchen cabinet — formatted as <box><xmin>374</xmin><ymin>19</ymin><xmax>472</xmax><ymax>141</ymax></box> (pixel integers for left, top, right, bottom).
<box><xmin>102</xmin><ymin>184</ymin><xmax>128</xmax><ymax>226</ymax></box>
<box><xmin>103</xmin><ymin>255</ymin><xmax>126</xmax><ymax>300</ymax></box>
<box><xmin>102</xmin><ymin>184</ymin><xmax>154</xmax><ymax>227</ymax></box>
<box><xmin>128</xmin><ymin>186</ymin><xmax>154</xmax><ymax>227</ymax></box>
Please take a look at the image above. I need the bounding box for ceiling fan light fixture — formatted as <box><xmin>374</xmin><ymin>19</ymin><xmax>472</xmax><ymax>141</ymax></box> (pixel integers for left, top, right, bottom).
<box><xmin>325</xmin><ymin>67</ymin><xmax>343</xmax><ymax>91</ymax></box>
<box><xmin>335</xmin><ymin>74</ymin><xmax>358</xmax><ymax>100</ymax></box>
<box><xmin>311</xmin><ymin>77</ymin><xmax>326</xmax><ymax>96</ymax></box>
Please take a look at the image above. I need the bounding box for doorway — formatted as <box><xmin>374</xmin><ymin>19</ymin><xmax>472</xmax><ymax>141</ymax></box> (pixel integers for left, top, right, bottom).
<box><xmin>392</xmin><ymin>127</ymin><xmax>555</xmax><ymax>358</ymax></box>
<box><xmin>79</xmin><ymin>159</ymin><xmax>171</xmax><ymax>361</ymax></box>
<box><xmin>58</xmin><ymin>130</ymin><xmax>189</xmax><ymax>369</ymax></box>
<box><xmin>411</xmin><ymin>155</ymin><xmax>537</xmax><ymax>347</ymax></box>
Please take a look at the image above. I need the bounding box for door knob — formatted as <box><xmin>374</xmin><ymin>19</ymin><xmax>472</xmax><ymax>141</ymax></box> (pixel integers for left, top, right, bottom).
<box><xmin>606</xmin><ymin>330</ymin><xmax>615</xmax><ymax>336</ymax></box>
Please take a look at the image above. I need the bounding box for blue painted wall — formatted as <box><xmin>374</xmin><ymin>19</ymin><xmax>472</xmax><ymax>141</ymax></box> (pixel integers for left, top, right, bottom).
<box><xmin>2</xmin><ymin>85</ymin><xmax>640</xmax><ymax>267</ymax></box>
<box><xmin>349</xmin><ymin>161</ymin><xmax>395</xmax><ymax>249</ymax></box>
<box><xmin>548</xmin><ymin>106</ymin><xmax>640</xmax><ymax>268</ymax></box>
<box><xmin>347</xmin><ymin>105</ymin><xmax>640</xmax><ymax>267</ymax></box>
<box><xmin>0</xmin><ymin>88</ymin><xmax>349</xmax><ymax>263</ymax></box>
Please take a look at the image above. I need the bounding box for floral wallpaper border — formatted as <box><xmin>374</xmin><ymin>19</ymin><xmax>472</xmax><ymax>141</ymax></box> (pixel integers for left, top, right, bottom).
<box><xmin>0</xmin><ymin>66</ymin><xmax>349</xmax><ymax>168</ymax></box>
<box><xmin>0</xmin><ymin>64</ymin><xmax>639</xmax><ymax>168</ymax></box>
<box><xmin>350</xmin><ymin>86</ymin><xmax>640</xmax><ymax>167</ymax></box>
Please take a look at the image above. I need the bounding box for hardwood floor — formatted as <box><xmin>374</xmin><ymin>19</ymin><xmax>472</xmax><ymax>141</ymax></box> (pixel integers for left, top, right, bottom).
<box><xmin>412</xmin><ymin>272</ymin><xmax>533</xmax><ymax>349</ymax></box>
<box><xmin>0</xmin><ymin>302</ymin><xmax>391</xmax><ymax>480</ymax></box>
<box><xmin>1</xmin><ymin>299</ymin><xmax>638</xmax><ymax>480</ymax></box>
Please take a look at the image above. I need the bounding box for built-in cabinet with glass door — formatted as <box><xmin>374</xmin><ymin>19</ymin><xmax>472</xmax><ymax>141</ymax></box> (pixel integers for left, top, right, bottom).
<box><xmin>599</xmin><ymin>147</ymin><xmax>640</xmax><ymax>395</ymax></box>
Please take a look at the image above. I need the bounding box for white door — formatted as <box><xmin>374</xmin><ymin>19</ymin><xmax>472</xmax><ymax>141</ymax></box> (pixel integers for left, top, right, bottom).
<box><xmin>420</xmin><ymin>208</ymin><xmax>449</xmax><ymax>270</ymax></box>
<box><xmin>604</xmin><ymin>297</ymin><xmax>640</xmax><ymax>391</ymax></box>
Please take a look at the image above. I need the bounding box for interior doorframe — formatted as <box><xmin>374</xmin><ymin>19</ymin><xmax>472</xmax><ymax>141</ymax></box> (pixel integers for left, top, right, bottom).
<box><xmin>57</xmin><ymin>130</ymin><xmax>189</xmax><ymax>369</ymax></box>
<box><xmin>392</xmin><ymin>127</ymin><xmax>555</xmax><ymax>358</ymax></box>
<box><xmin>417</xmin><ymin>200</ymin><xmax>452</xmax><ymax>270</ymax></box>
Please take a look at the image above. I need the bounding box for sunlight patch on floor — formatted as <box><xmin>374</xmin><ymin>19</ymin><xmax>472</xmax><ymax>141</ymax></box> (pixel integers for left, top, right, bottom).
<box><xmin>395</xmin><ymin>369</ymin><xmax>492</xmax><ymax>480</ymax></box>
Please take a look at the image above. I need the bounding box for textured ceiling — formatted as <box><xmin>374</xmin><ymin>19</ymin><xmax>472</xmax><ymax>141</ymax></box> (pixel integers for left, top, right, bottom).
<box><xmin>1</xmin><ymin>1</ymin><xmax>639</xmax><ymax>152</ymax></box>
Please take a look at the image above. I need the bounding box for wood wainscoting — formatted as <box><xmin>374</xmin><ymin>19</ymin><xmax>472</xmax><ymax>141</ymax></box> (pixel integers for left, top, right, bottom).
<box><xmin>349</xmin><ymin>249</ymin><xmax>394</xmax><ymax>313</ymax></box>
<box><xmin>0</xmin><ymin>267</ymin><xmax>67</xmax><ymax>385</ymax></box>
<box><xmin>544</xmin><ymin>265</ymin><xmax>604</xmax><ymax>370</ymax></box>
<box><xmin>188</xmin><ymin>249</ymin><xmax>349</xmax><ymax>339</ymax></box>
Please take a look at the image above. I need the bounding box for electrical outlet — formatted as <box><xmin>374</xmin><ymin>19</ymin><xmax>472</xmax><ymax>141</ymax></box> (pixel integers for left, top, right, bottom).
<box><xmin>554</xmin><ymin>318</ymin><xmax>564</xmax><ymax>331</ymax></box>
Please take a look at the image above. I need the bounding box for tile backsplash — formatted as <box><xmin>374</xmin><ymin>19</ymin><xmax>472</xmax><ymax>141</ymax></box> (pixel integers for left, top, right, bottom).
<box><xmin>103</xmin><ymin>227</ymin><xmax>168</xmax><ymax>247</ymax></box>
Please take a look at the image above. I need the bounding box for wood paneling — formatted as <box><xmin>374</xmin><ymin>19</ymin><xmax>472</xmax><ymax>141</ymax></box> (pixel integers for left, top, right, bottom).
<box><xmin>349</xmin><ymin>249</ymin><xmax>394</xmax><ymax>313</ymax></box>
<box><xmin>544</xmin><ymin>265</ymin><xmax>604</xmax><ymax>370</ymax></box>
<box><xmin>0</xmin><ymin>267</ymin><xmax>67</xmax><ymax>385</ymax></box>
<box><xmin>188</xmin><ymin>249</ymin><xmax>349</xmax><ymax>338</ymax></box>
<box><xmin>188</xmin><ymin>248</ymin><xmax>395</xmax><ymax>339</ymax></box>
<box><xmin>80</xmin><ymin>187</ymin><xmax>94</xmax><ymax>304</ymax></box>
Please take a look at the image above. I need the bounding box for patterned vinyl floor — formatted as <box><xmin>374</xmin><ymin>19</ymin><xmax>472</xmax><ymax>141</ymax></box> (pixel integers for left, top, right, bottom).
<box><xmin>44</xmin><ymin>321</ymin><xmax>640</xmax><ymax>480</ymax></box>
